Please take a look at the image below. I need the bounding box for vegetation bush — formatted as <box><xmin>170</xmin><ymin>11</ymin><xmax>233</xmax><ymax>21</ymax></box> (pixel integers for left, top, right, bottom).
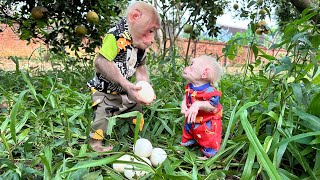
<box><xmin>1</xmin><ymin>0</ymin><xmax>320</xmax><ymax>179</ymax></box>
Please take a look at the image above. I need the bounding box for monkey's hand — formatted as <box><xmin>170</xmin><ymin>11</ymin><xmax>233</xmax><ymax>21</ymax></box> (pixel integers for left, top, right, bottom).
<box><xmin>185</xmin><ymin>102</ymin><xmax>200</xmax><ymax>124</ymax></box>
<box><xmin>181</xmin><ymin>103</ymin><xmax>188</xmax><ymax>115</ymax></box>
<box><xmin>126</xmin><ymin>83</ymin><xmax>150</xmax><ymax>105</ymax></box>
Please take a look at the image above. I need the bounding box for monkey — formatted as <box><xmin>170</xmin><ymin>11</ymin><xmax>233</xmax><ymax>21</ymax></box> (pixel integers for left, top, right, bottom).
<box><xmin>180</xmin><ymin>55</ymin><xmax>224</xmax><ymax>158</ymax></box>
<box><xmin>87</xmin><ymin>1</ymin><xmax>161</xmax><ymax>152</ymax></box>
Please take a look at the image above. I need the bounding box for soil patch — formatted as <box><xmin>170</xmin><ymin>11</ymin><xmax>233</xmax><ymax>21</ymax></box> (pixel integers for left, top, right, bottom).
<box><xmin>0</xmin><ymin>57</ymin><xmax>53</xmax><ymax>71</ymax></box>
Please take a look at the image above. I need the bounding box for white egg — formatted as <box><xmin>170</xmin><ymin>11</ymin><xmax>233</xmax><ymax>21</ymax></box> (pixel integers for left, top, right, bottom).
<box><xmin>112</xmin><ymin>154</ymin><xmax>132</xmax><ymax>173</ymax></box>
<box><xmin>124</xmin><ymin>158</ymin><xmax>150</xmax><ymax>179</ymax></box>
<box><xmin>123</xmin><ymin>164</ymin><xmax>136</xmax><ymax>180</ymax></box>
<box><xmin>150</xmin><ymin>148</ymin><xmax>167</xmax><ymax>167</ymax></box>
<box><xmin>134</xmin><ymin>138</ymin><xmax>153</xmax><ymax>158</ymax></box>
<box><xmin>136</xmin><ymin>81</ymin><xmax>155</xmax><ymax>103</ymax></box>
<box><xmin>140</xmin><ymin>157</ymin><xmax>152</xmax><ymax>166</ymax></box>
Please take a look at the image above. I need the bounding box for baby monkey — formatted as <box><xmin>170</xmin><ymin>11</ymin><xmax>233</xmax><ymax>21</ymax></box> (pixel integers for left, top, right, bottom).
<box><xmin>181</xmin><ymin>55</ymin><xmax>224</xmax><ymax>158</ymax></box>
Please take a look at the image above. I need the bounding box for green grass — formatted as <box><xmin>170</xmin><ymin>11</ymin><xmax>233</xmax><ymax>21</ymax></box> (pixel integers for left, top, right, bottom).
<box><xmin>0</xmin><ymin>52</ymin><xmax>319</xmax><ymax>179</ymax></box>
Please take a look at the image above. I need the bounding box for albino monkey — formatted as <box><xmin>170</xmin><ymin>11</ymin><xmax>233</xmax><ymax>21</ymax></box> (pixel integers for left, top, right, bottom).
<box><xmin>180</xmin><ymin>55</ymin><xmax>224</xmax><ymax>158</ymax></box>
<box><xmin>87</xmin><ymin>1</ymin><xmax>161</xmax><ymax>152</ymax></box>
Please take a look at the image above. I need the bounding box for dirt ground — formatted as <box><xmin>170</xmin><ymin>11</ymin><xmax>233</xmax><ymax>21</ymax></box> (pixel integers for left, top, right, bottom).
<box><xmin>0</xmin><ymin>57</ymin><xmax>53</xmax><ymax>71</ymax></box>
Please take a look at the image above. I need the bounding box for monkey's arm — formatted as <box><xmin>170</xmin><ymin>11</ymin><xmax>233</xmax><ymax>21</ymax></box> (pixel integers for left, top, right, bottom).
<box><xmin>135</xmin><ymin>64</ymin><xmax>149</xmax><ymax>82</ymax></box>
<box><xmin>181</xmin><ymin>97</ymin><xmax>188</xmax><ymax>115</ymax></box>
<box><xmin>95</xmin><ymin>54</ymin><xmax>133</xmax><ymax>90</ymax></box>
<box><xmin>186</xmin><ymin>101</ymin><xmax>215</xmax><ymax>123</ymax></box>
<box><xmin>94</xmin><ymin>54</ymin><xmax>147</xmax><ymax>104</ymax></box>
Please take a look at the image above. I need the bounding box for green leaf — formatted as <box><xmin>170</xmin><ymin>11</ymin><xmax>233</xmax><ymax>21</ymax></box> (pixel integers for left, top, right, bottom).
<box><xmin>314</xmin><ymin>150</ymin><xmax>320</xmax><ymax>172</ymax></box>
<box><xmin>106</xmin><ymin>111</ymin><xmax>141</xmax><ymax>136</ymax></box>
<box><xmin>21</xmin><ymin>72</ymin><xmax>40</xmax><ymax>104</ymax></box>
<box><xmin>1</xmin><ymin>118</ymin><xmax>10</xmax><ymax>133</ymax></box>
<box><xmin>258</xmin><ymin>49</ymin><xmax>276</xmax><ymax>61</ymax></box>
<box><xmin>81</xmin><ymin>170</ymin><xmax>102</xmax><ymax>180</ymax></box>
<box><xmin>241</xmin><ymin>144</ymin><xmax>255</xmax><ymax>180</ymax></box>
<box><xmin>312</xmin><ymin>73</ymin><xmax>320</xmax><ymax>85</ymax></box>
<box><xmin>240</xmin><ymin>110</ymin><xmax>282</xmax><ymax>180</ymax></box>
<box><xmin>17</xmin><ymin>128</ymin><xmax>30</xmax><ymax>143</ymax></box>
<box><xmin>62</xmin><ymin>154</ymin><xmax>123</xmax><ymax>173</ymax></box>
<box><xmin>160</xmin><ymin>119</ymin><xmax>174</xmax><ymax>136</ymax></box>
<box><xmin>286</xmin><ymin>143</ymin><xmax>317</xmax><ymax>179</ymax></box>
<box><xmin>134</xmin><ymin>112</ymin><xmax>142</xmax><ymax>144</ymax></box>
<box><xmin>291</xmin><ymin>83</ymin><xmax>303</xmax><ymax>105</ymax></box>
<box><xmin>40</xmin><ymin>147</ymin><xmax>53</xmax><ymax>179</ymax></box>
<box><xmin>205</xmin><ymin>142</ymin><xmax>245</xmax><ymax>167</ymax></box>
<box><xmin>263</xmin><ymin>136</ymin><xmax>273</xmax><ymax>153</ymax></box>
<box><xmin>10</xmin><ymin>89</ymin><xmax>29</xmax><ymax>143</ymax></box>
<box><xmin>294</xmin><ymin>10</ymin><xmax>318</xmax><ymax>25</ymax></box>
<box><xmin>252</xmin><ymin>44</ymin><xmax>259</xmax><ymax>60</ymax></box>
<box><xmin>192</xmin><ymin>165</ymin><xmax>198</xmax><ymax>180</ymax></box>
<box><xmin>220</xmin><ymin>100</ymin><xmax>241</xmax><ymax>151</ymax></box>
<box><xmin>269</xmin><ymin>131</ymin><xmax>320</xmax><ymax>152</ymax></box>
<box><xmin>307</xmin><ymin>93</ymin><xmax>320</xmax><ymax>117</ymax></box>
<box><xmin>265</xmin><ymin>111</ymin><xmax>279</xmax><ymax>122</ymax></box>
<box><xmin>106</xmin><ymin>118</ymin><xmax>116</xmax><ymax>136</ymax></box>
<box><xmin>293</xmin><ymin>107</ymin><xmax>320</xmax><ymax>131</ymax></box>
<box><xmin>278</xmin><ymin>168</ymin><xmax>300</xmax><ymax>180</ymax></box>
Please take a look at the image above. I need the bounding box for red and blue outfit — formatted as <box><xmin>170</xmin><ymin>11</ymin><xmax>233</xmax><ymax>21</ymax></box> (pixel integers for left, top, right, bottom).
<box><xmin>181</xmin><ymin>83</ymin><xmax>223</xmax><ymax>157</ymax></box>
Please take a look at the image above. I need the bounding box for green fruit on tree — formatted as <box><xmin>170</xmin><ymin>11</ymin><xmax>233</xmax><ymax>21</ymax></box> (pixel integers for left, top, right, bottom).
<box><xmin>257</xmin><ymin>0</ymin><xmax>263</xmax><ymax>6</ymax></box>
<box><xmin>233</xmin><ymin>4</ymin><xmax>239</xmax><ymax>10</ymax></box>
<box><xmin>183</xmin><ymin>24</ymin><xmax>192</xmax><ymax>34</ymax></box>
<box><xmin>75</xmin><ymin>25</ymin><xmax>87</xmax><ymax>36</ymax></box>
<box><xmin>259</xmin><ymin>20</ymin><xmax>267</xmax><ymax>26</ymax></box>
<box><xmin>86</xmin><ymin>11</ymin><xmax>99</xmax><ymax>24</ymax></box>
<box><xmin>31</xmin><ymin>6</ymin><xmax>48</xmax><ymax>20</ymax></box>
<box><xmin>256</xmin><ymin>22</ymin><xmax>262</xmax><ymax>28</ymax></box>
<box><xmin>259</xmin><ymin>9</ymin><xmax>267</xmax><ymax>16</ymax></box>
<box><xmin>255</xmin><ymin>28</ymin><xmax>263</xmax><ymax>35</ymax></box>
<box><xmin>264</xmin><ymin>27</ymin><xmax>270</xmax><ymax>34</ymax></box>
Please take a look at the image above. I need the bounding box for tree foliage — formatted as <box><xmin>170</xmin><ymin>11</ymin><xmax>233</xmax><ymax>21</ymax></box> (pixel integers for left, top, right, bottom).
<box><xmin>0</xmin><ymin>0</ymin><xmax>127</xmax><ymax>57</ymax></box>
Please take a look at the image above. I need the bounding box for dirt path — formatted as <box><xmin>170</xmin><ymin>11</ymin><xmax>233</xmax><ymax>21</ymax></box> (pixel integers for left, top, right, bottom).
<box><xmin>1</xmin><ymin>57</ymin><xmax>245</xmax><ymax>74</ymax></box>
<box><xmin>0</xmin><ymin>57</ymin><xmax>53</xmax><ymax>71</ymax></box>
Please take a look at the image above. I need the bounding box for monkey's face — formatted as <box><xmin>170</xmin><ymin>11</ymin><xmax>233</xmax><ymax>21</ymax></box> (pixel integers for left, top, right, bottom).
<box><xmin>128</xmin><ymin>11</ymin><xmax>160</xmax><ymax>49</ymax></box>
<box><xmin>131</xmin><ymin>21</ymin><xmax>159</xmax><ymax>49</ymax></box>
<box><xmin>183</xmin><ymin>58</ymin><xmax>204</xmax><ymax>84</ymax></box>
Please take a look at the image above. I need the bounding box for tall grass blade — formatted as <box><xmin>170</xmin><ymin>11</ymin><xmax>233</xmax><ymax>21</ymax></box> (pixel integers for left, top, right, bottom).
<box><xmin>269</xmin><ymin>131</ymin><xmax>320</xmax><ymax>152</ymax></box>
<box><xmin>40</xmin><ymin>146</ymin><xmax>53</xmax><ymax>179</ymax></box>
<box><xmin>286</xmin><ymin>143</ymin><xmax>317</xmax><ymax>179</ymax></box>
<box><xmin>240</xmin><ymin>110</ymin><xmax>281</xmax><ymax>179</ymax></box>
<box><xmin>21</xmin><ymin>72</ymin><xmax>40</xmax><ymax>104</ymax></box>
<box><xmin>160</xmin><ymin>119</ymin><xmax>174</xmax><ymax>136</ymax></box>
<box><xmin>62</xmin><ymin>153</ymin><xmax>123</xmax><ymax>173</ymax></box>
<box><xmin>205</xmin><ymin>142</ymin><xmax>243</xmax><ymax>166</ymax></box>
<box><xmin>0</xmin><ymin>130</ymin><xmax>14</xmax><ymax>161</ymax></box>
<box><xmin>106</xmin><ymin>111</ymin><xmax>140</xmax><ymax>135</ymax></box>
<box><xmin>220</xmin><ymin>100</ymin><xmax>240</xmax><ymax>151</ymax></box>
<box><xmin>293</xmin><ymin>107</ymin><xmax>320</xmax><ymax>131</ymax></box>
<box><xmin>224</xmin><ymin>142</ymin><xmax>246</xmax><ymax>170</ymax></box>
<box><xmin>314</xmin><ymin>150</ymin><xmax>320</xmax><ymax>172</ymax></box>
<box><xmin>241</xmin><ymin>144</ymin><xmax>255</xmax><ymax>180</ymax></box>
<box><xmin>278</xmin><ymin>168</ymin><xmax>300</xmax><ymax>180</ymax></box>
<box><xmin>9</xmin><ymin>89</ymin><xmax>28</xmax><ymax>143</ymax></box>
<box><xmin>134</xmin><ymin>112</ymin><xmax>142</xmax><ymax>144</ymax></box>
<box><xmin>192</xmin><ymin>165</ymin><xmax>198</xmax><ymax>180</ymax></box>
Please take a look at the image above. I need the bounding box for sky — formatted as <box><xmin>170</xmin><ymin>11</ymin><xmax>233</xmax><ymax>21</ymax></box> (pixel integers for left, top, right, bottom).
<box><xmin>216</xmin><ymin>0</ymin><xmax>277</xmax><ymax>29</ymax></box>
<box><xmin>216</xmin><ymin>13</ymin><xmax>251</xmax><ymax>29</ymax></box>
<box><xmin>217</xmin><ymin>13</ymin><xmax>276</xmax><ymax>30</ymax></box>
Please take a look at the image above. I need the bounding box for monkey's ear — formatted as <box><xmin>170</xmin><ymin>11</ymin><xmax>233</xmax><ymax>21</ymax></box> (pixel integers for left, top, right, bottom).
<box><xmin>202</xmin><ymin>68</ymin><xmax>210</xmax><ymax>78</ymax></box>
<box><xmin>128</xmin><ymin>9</ymin><xmax>142</xmax><ymax>23</ymax></box>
